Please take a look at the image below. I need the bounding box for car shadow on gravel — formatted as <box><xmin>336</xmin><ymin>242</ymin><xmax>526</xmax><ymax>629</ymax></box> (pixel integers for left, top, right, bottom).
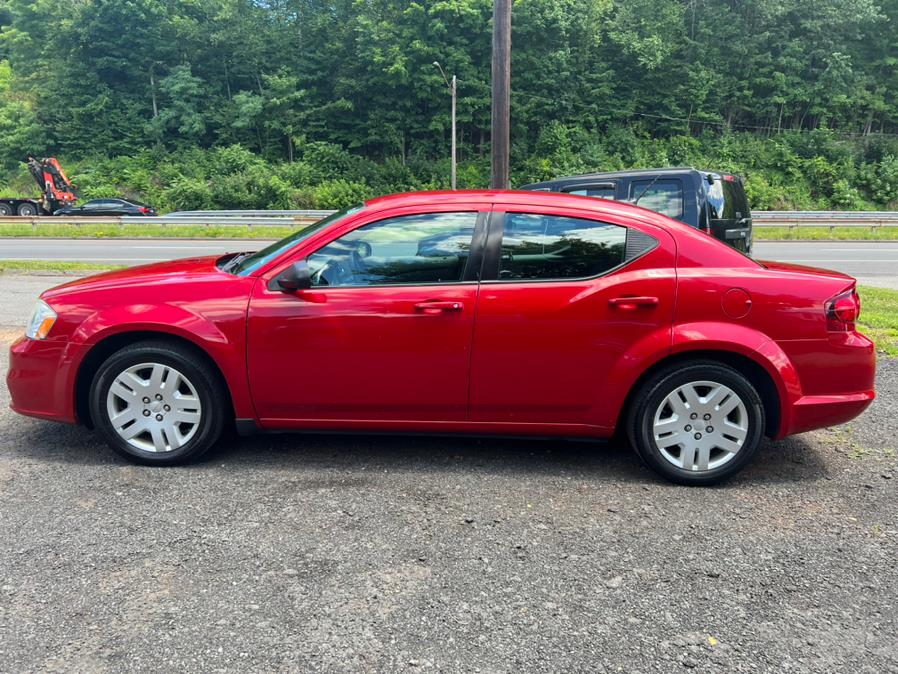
<box><xmin>4</xmin><ymin>417</ymin><xmax>830</xmax><ymax>485</ymax></box>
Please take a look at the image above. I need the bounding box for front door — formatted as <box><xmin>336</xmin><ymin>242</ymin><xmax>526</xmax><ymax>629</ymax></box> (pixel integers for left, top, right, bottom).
<box><xmin>247</xmin><ymin>210</ymin><xmax>486</xmax><ymax>425</ymax></box>
<box><xmin>469</xmin><ymin>208</ymin><xmax>676</xmax><ymax>430</ymax></box>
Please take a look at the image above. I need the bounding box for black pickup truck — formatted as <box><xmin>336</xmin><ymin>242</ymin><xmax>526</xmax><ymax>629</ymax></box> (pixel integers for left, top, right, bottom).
<box><xmin>519</xmin><ymin>167</ymin><xmax>753</xmax><ymax>254</ymax></box>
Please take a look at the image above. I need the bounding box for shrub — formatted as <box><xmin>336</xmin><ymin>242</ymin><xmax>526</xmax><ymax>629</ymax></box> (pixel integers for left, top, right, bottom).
<box><xmin>161</xmin><ymin>177</ymin><xmax>214</xmax><ymax>211</ymax></box>
<box><xmin>313</xmin><ymin>179</ymin><xmax>372</xmax><ymax>209</ymax></box>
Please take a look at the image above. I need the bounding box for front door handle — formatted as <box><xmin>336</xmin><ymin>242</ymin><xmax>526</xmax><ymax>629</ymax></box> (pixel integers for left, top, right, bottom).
<box><xmin>414</xmin><ymin>300</ymin><xmax>464</xmax><ymax>315</ymax></box>
<box><xmin>609</xmin><ymin>296</ymin><xmax>659</xmax><ymax>310</ymax></box>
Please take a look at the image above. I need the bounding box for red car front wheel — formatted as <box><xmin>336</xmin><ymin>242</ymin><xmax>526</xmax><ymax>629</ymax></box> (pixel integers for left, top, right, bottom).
<box><xmin>89</xmin><ymin>340</ymin><xmax>228</xmax><ymax>465</ymax></box>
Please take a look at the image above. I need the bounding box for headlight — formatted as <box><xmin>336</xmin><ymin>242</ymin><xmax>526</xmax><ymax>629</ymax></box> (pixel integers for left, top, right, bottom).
<box><xmin>25</xmin><ymin>300</ymin><xmax>58</xmax><ymax>340</ymax></box>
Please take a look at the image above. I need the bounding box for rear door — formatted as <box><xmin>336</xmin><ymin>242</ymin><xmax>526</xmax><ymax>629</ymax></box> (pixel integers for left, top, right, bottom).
<box><xmin>84</xmin><ymin>200</ymin><xmax>120</xmax><ymax>215</ymax></box>
<box><xmin>468</xmin><ymin>205</ymin><xmax>676</xmax><ymax>430</ymax></box>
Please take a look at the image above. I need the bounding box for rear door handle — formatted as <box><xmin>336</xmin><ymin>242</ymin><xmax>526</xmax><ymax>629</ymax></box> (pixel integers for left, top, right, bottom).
<box><xmin>609</xmin><ymin>296</ymin><xmax>659</xmax><ymax>310</ymax></box>
<box><xmin>414</xmin><ymin>300</ymin><xmax>464</xmax><ymax>315</ymax></box>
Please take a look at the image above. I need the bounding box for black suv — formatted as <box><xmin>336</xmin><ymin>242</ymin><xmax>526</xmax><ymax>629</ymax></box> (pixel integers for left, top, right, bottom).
<box><xmin>519</xmin><ymin>168</ymin><xmax>753</xmax><ymax>254</ymax></box>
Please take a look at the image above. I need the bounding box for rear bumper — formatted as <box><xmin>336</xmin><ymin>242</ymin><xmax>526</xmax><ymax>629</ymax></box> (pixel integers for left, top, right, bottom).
<box><xmin>784</xmin><ymin>390</ymin><xmax>875</xmax><ymax>437</ymax></box>
<box><xmin>776</xmin><ymin>331</ymin><xmax>876</xmax><ymax>438</ymax></box>
<box><xmin>7</xmin><ymin>336</ymin><xmax>78</xmax><ymax>423</ymax></box>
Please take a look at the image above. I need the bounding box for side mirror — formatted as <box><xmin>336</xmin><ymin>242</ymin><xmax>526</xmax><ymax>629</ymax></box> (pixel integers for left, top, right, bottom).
<box><xmin>271</xmin><ymin>260</ymin><xmax>312</xmax><ymax>292</ymax></box>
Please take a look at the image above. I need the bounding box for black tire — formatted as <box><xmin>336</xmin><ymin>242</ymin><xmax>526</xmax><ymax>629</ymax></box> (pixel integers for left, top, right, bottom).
<box><xmin>0</xmin><ymin>203</ymin><xmax>12</xmax><ymax>216</ymax></box>
<box><xmin>16</xmin><ymin>203</ymin><xmax>38</xmax><ymax>216</ymax></box>
<box><xmin>89</xmin><ymin>340</ymin><xmax>229</xmax><ymax>465</ymax></box>
<box><xmin>627</xmin><ymin>360</ymin><xmax>765</xmax><ymax>486</ymax></box>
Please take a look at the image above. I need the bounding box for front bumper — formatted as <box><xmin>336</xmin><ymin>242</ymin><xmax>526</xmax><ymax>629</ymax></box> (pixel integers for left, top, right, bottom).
<box><xmin>7</xmin><ymin>336</ymin><xmax>78</xmax><ymax>423</ymax></box>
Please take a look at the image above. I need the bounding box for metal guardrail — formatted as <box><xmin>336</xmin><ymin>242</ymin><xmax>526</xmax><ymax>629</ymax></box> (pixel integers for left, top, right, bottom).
<box><xmin>167</xmin><ymin>209</ymin><xmax>334</xmax><ymax>219</ymax></box>
<box><xmin>1</xmin><ymin>210</ymin><xmax>898</xmax><ymax>230</ymax></box>
<box><xmin>0</xmin><ymin>214</ymin><xmax>321</xmax><ymax>228</ymax></box>
<box><xmin>752</xmin><ymin>212</ymin><xmax>898</xmax><ymax>231</ymax></box>
<box><xmin>755</xmin><ymin>210</ymin><xmax>898</xmax><ymax>220</ymax></box>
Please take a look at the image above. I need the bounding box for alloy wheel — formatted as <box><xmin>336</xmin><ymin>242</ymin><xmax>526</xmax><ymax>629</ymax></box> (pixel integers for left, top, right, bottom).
<box><xmin>105</xmin><ymin>362</ymin><xmax>202</xmax><ymax>453</ymax></box>
<box><xmin>652</xmin><ymin>380</ymin><xmax>749</xmax><ymax>472</ymax></box>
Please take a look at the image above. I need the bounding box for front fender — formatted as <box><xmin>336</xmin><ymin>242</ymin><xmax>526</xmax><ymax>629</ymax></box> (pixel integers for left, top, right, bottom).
<box><xmin>71</xmin><ymin>303</ymin><xmax>255</xmax><ymax>420</ymax></box>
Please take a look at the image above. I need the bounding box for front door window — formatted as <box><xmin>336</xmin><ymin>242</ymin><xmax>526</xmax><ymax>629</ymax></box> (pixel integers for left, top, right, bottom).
<box><xmin>308</xmin><ymin>212</ymin><xmax>478</xmax><ymax>287</ymax></box>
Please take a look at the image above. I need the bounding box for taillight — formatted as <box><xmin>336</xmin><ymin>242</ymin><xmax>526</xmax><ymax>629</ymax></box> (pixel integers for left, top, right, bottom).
<box><xmin>139</xmin><ymin>206</ymin><xmax>150</xmax><ymax>214</ymax></box>
<box><xmin>826</xmin><ymin>288</ymin><xmax>860</xmax><ymax>332</ymax></box>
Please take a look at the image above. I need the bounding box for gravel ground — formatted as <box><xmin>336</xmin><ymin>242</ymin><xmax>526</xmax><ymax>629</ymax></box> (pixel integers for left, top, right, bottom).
<box><xmin>0</xmin><ymin>276</ymin><xmax>896</xmax><ymax>673</ymax></box>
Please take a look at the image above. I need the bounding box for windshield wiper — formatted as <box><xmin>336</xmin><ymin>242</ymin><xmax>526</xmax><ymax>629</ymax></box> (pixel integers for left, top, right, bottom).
<box><xmin>221</xmin><ymin>252</ymin><xmax>253</xmax><ymax>274</ymax></box>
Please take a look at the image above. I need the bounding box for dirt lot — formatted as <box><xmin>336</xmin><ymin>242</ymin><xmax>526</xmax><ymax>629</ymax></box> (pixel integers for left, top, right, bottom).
<box><xmin>0</xmin><ymin>275</ymin><xmax>896</xmax><ymax>673</ymax></box>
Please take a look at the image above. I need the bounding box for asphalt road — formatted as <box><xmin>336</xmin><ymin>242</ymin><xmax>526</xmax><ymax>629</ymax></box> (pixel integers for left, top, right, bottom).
<box><xmin>1</xmin><ymin>238</ymin><xmax>897</xmax><ymax>281</ymax></box>
<box><xmin>0</xmin><ymin>277</ymin><xmax>896</xmax><ymax>672</ymax></box>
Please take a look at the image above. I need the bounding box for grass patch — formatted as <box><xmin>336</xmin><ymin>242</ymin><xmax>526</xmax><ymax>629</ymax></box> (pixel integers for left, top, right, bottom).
<box><xmin>0</xmin><ymin>223</ymin><xmax>295</xmax><ymax>239</ymax></box>
<box><xmin>0</xmin><ymin>260</ymin><xmax>125</xmax><ymax>273</ymax></box>
<box><xmin>755</xmin><ymin>226</ymin><xmax>898</xmax><ymax>241</ymax></box>
<box><xmin>857</xmin><ymin>286</ymin><xmax>898</xmax><ymax>357</ymax></box>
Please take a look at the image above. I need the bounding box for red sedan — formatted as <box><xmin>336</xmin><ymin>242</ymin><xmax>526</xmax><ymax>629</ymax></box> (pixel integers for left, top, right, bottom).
<box><xmin>7</xmin><ymin>191</ymin><xmax>875</xmax><ymax>485</ymax></box>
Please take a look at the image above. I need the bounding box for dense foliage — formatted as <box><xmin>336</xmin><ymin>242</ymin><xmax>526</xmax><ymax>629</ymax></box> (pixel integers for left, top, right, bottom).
<box><xmin>2</xmin><ymin>0</ymin><xmax>898</xmax><ymax>210</ymax></box>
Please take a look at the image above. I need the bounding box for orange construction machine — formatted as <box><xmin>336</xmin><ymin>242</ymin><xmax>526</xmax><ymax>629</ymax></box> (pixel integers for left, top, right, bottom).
<box><xmin>0</xmin><ymin>156</ymin><xmax>78</xmax><ymax>216</ymax></box>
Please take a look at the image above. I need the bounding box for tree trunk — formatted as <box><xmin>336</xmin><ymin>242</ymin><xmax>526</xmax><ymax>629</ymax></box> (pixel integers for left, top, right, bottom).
<box><xmin>224</xmin><ymin>60</ymin><xmax>232</xmax><ymax>101</ymax></box>
<box><xmin>150</xmin><ymin>68</ymin><xmax>158</xmax><ymax>118</ymax></box>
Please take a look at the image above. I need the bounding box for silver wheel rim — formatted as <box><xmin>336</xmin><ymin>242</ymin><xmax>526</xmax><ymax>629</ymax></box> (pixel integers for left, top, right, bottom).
<box><xmin>105</xmin><ymin>362</ymin><xmax>202</xmax><ymax>453</ymax></box>
<box><xmin>652</xmin><ymin>380</ymin><xmax>749</xmax><ymax>472</ymax></box>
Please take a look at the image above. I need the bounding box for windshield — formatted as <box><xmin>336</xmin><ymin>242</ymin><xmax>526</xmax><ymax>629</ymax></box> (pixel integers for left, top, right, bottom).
<box><xmin>227</xmin><ymin>205</ymin><xmax>364</xmax><ymax>276</ymax></box>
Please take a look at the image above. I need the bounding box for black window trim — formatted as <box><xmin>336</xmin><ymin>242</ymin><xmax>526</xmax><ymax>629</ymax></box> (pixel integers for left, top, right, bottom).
<box><xmin>480</xmin><ymin>210</ymin><xmax>658</xmax><ymax>284</ymax></box>
<box><xmin>300</xmin><ymin>210</ymin><xmax>491</xmax><ymax>290</ymax></box>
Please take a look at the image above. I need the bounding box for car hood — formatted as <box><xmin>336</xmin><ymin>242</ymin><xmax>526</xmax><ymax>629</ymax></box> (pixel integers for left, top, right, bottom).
<box><xmin>41</xmin><ymin>255</ymin><xmax>227</xmax><ymax>299</ymax></box>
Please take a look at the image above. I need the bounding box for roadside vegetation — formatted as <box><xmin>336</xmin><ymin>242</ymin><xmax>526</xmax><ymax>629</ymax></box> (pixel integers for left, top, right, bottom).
<box><xmin>3</xmin><ymin>1</ymin><xmax>898</xmax><ymax>212</ymax></box>
<box><xmin>2</xmin><ymin>137</ymin><xmax>898</xmax><ymax>214</ymax></box>
<box><xmin>756</xmin><ymin>227</ymin><xmax>898</xmax><ymax>241</ymax></box>
<box><xmin>857</xmin><ymin>286</ymin><xmax>898</xmax><ymax>357</ymax></box>
<box><xmin>0</xmin><ymin>260</ymin><xmax>125</xmax><ymax>273</ymax></box>
<box><xmin>0</xmin><ymin>222</ymin><xmax>295</xmax><ymax>239</ymax></box>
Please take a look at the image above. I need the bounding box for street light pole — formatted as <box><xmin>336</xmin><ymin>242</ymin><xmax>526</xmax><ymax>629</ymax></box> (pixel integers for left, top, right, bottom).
<box><xmin>433</xmin><ymin>61</ymin><xmax>457</xmax><ymax>190</ymax></box>
<box><xmin>450</xmin><ymin>74</ymin><xmax>457</xmax><ymax>191</ymax></box>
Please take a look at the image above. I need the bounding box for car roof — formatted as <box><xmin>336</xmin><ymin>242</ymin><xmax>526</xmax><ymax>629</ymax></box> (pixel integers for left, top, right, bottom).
<box><xmin>520</xmin><ymin>167</ymin><xmax>739</xmax><ymax>187</ymax></box>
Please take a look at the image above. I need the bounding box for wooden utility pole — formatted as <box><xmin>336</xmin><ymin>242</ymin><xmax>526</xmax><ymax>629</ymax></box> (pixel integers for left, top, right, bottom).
<box><xmin>491</xmin><ymin>0</ymin><xmax>511</xmax><ymax>189</ymax></box>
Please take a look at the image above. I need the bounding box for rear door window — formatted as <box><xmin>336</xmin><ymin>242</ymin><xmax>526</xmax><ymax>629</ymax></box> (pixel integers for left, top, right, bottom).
<box><xmin>629</xmin><ymin>179</ymin><xmax>684</xmax><ymax>219</ymax></box>
<box><xmin>497</xmin><ymin>213</ymin><xmax>627</xmax><ymax>281</ymax></box>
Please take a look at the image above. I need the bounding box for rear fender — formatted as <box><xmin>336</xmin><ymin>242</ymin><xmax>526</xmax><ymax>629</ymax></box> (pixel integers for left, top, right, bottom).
<box><xmin>671</xmin><ymin>322</ymin><xmax>802</xmax><ymax>438</ymax></box>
